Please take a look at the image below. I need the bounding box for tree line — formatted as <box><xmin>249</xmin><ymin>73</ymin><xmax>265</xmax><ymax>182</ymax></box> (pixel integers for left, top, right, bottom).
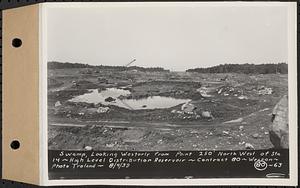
<box><xmin>48</xmin><ymin>61</ymin><xmax>169</xmax><ymax>72</ymax></box>
<box><xmin>186</xmin><ymin>63</ymin><xmax>288</xmax><ymax>74</ymax></box>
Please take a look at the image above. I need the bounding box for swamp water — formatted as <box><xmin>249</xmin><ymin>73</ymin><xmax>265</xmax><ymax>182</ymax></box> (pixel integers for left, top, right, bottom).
<box><xmin>69</xmin><ymin>88</ymin><xmax>191</xmax><ymax>110</ymax></box>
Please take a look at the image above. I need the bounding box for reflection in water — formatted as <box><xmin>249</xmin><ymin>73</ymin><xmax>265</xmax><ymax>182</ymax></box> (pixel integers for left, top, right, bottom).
<box><xmin>69</xmin><ymin>88</ymin><xmax>190</xmax><ymax>110</ymax></box>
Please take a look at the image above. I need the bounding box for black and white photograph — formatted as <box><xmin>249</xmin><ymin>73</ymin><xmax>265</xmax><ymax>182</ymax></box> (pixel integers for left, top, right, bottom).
<box><xmin>44</xmin><ymin>2</ymin><xmax>297</xmax><ymax>184</ymax></box>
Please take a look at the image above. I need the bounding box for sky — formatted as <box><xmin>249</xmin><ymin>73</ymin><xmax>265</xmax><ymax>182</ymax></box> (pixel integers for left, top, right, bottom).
<box><xmin>46</xmin><ymin>3</ymin><xmax>289</xmax><ymax>71</ymax></box>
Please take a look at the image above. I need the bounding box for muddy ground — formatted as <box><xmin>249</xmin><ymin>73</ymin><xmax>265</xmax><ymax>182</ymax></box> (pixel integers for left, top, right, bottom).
<box><xmin>48</xmin><ymin>68</ymin><xmax>288</xmax><ymax>151</ymax></box>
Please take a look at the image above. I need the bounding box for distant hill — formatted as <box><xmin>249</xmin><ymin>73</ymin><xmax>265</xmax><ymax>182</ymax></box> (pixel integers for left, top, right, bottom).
<box><xmin>186</xmin><ymin>63</ymin><xmax>288</xmax><ymax>74</ymax></box>
<box><xmin>48</xmin><ymin>61</ymin><xmax>169</xmax><ymax>72</ymax></box>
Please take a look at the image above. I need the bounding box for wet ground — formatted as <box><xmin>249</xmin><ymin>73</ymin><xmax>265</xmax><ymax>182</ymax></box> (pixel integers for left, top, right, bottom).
<box><xmin>48</xmin><ymin>68</ymin><xmax>288</xmax><ymax>151</ymax></box>
<box><xmin>69</xmin><ymin>88</ymin><xmax>191</xmax><ymax>110</ymax></box>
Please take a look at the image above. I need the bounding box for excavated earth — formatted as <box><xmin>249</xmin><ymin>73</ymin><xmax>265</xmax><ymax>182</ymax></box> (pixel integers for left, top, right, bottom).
<box><xmin>48</xmin><ymin>68</ymin><xmax>288</xmax><ymax>151</ymax></box>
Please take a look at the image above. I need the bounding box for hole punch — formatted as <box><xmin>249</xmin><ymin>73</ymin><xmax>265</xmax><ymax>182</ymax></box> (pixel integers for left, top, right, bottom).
<box><xmin>12</xmin><ymin>38</ymin><xmax>22</xmax><ymax>48</ymax></box>
<box><xmin>10</xmin><ymin>140</ymin><xmax>20</xmax><ymax>150</ymax></box>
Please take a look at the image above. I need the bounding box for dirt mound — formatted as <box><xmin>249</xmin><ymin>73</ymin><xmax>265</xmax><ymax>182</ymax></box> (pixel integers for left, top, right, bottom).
<box><xmin>48</xmin><ymin>78</ymin><xmax>64</xmax><ymax>88</ymax></box>
<box><xmin>128</xmin><ymin>81</ymin><xmax>202</xmax><ymax>100</ymax></box>
<box><xmin>72</xmin><ymin>80</ymin><xmax>99</xmax><ymax>89</ymax></box>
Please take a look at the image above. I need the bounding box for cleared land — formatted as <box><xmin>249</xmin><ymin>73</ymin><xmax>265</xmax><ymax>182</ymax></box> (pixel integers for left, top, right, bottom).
<box><xmin>48</xmin><ymin>68</ymin><xmax>288</xmax><ymax>151</ymax></box>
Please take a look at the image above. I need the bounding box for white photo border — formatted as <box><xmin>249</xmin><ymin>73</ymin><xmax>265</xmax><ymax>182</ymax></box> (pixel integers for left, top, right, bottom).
<box><xmin>40</xmin><ymin>2</ymin><xmax>298</xmax><ymax>186</ymax></box>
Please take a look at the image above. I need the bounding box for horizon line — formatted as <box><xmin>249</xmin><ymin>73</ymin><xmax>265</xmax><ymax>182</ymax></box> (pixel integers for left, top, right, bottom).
<box><xmin>48</xmin><ymin>61</ymin><xmax>288</xmax><ymax>71</ymax></box>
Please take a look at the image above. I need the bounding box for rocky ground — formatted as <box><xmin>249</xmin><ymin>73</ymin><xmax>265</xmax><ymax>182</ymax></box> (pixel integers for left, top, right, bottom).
<box><xmin>48</xmin><ymin>68</ymin><xmax>288</xmax><ymax>151</ymax></box>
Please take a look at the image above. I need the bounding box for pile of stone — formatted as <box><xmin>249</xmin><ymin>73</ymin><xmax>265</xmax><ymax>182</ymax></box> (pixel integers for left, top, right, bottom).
<box><xmin>79</xmin><ymin>107</ymin><xmax>110</xmax><ymax>115</ymax></box>
<box><xmin>196</xmin><ymin>86</ymin><xmax>212</xmax><ymax>97</ymax></box>
<box><xmin>216</xmin><ymin>86</ymin><xmax>243</xmax><ymax>97</ymax></box>
<box><xmin>257</xmin><ymin>86</ymin><xmax>273</xmax><ymax>95</ymax></box>
<box><xmin>181</xmin><ymin>102</ymin><xmax>197</xmax><ymax>114</ymax></box>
